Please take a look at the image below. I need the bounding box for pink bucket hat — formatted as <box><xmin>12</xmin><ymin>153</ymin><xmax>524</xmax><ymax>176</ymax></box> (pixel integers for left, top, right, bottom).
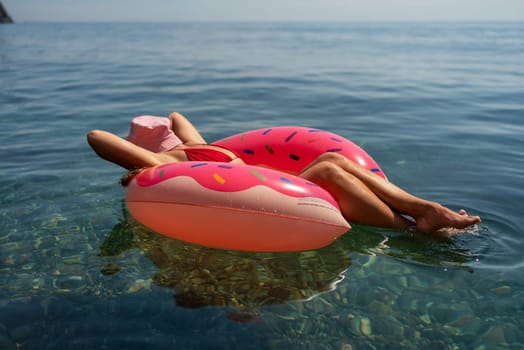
<box><xmin>126</xmin><ymin>116</ymin><xmax>182</xmax><ymax>152</ymax></box>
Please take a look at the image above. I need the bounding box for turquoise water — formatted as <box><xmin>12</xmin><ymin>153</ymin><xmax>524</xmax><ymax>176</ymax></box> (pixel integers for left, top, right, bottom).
<box><xmin>1</xmin><ymin>22</ymin><xmax>523</xmax><ymax>349</ymax></box>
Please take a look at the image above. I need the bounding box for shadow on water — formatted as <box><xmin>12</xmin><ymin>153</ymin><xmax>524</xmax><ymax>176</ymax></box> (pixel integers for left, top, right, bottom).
<box><xmin>99</xmin><ymin>202</ymin><xmax>490</xmax><ymax>321</ymax></box>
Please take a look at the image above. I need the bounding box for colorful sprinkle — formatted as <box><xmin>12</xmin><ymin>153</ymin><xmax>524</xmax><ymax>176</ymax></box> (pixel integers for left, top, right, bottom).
<box><xmin>265</xmin><ymin>144</ymin><xmax>274</xmax><ymax>154</ymax></box>
<box><xmin>213</xmin><ymin>173</ymin><xmax>226</xmax><ymax>184</ymax></box>
<box><xmin>330</xmin><ymin>137</ymin><xmax>343</xmax><ymax>142</ymax></box>
<box><xmin>218</xmin><ymin>164</ymin><xmax>233</xmax><ymax>169</ymax></box>
<box><xmin>326</xmin><ymin>148</ymin><xmax>343</xmax><ymax>152</ymax></box>
<box><xmin>280</xmin><ymin>177</ymin><xmax>293</xmax><ymax>184</ymax></box>
<box><xmin>289</xmin><ymin>153</ymin><xmax>300</xmax><ymax>161</ymax></box>
<box><xmin>285</xmin><ymin>131</ymin><xmax>297</xmax><ymax>142</ymax></box>
<box><xmin>249</xmin><ymin>168</ymin><xmax>267</xmax><ymax>181</ymax></box>
<box><xmin>159</xmin><ymin>169</ymin><xmax>165</xmax><ymax>179</ymax></box>
<box><xmin>371</xmin><ymin>168</ymin><xmax>381</xmax><ymax>173</ymax></box>
<box><xmin>191</xmin><ymin>163</ymin><xmax>208</xmax><ymax>168</ymax></box>
<box><xmin>263</xmin><ymin>128</ymin><xmax>273</xmax><ymax>135</ymax></box>
<box><xmin>243</xmin><ymin>149</ymin><xmax>255</xmax><ymax>155</ymax></box>
<box><xmin>307</xmin><ymin>138</ymin><xmax>321</xmax><ymax>143</ymax></box>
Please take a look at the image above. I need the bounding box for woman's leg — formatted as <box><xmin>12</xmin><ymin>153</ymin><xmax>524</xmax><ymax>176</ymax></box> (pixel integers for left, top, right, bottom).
<box><xmin>299</xmin><ymin>153</ymin><xmax>481</xmax><ymax>232</ymax></box>
<box><xmin>300</xmin><ymin>160</ymin><xmax>413</xmax><ymax>229</ymax></box>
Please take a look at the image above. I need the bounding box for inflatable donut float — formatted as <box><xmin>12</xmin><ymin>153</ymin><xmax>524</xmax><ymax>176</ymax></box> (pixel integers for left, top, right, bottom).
<box><xmin>214</xmin><ymin>126</ymin><xmax>386</xmax><ymax>179</ymax></box>
<box><xmin>126</xmin><ymin>126</ymin><xmax>385</xmax><ymax>252</ymax></box>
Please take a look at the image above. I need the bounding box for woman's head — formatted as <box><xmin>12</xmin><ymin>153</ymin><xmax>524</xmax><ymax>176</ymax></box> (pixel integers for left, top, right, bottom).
<box><xmin>126</xmin><ymin>116</ymin><xmax>182</xmax><ymax>152</ymax></box>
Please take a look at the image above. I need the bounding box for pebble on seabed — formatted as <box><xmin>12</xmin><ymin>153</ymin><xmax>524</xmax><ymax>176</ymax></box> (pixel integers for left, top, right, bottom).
<box><xmin>360</xmin><ymin>317</ymin><xmax>372</xmax><ymax>336</ymax></box>
<box><xmin>126</xmin><ymin>279</ymin><xmax>151</xmax><ymax>293</ymax></box>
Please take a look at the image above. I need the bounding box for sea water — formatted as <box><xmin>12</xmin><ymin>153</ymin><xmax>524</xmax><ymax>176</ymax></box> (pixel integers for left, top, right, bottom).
<box><xmin>1</xmin><ymin>22</ymin><xmax>523</xmax><ymax>349</ymax></box>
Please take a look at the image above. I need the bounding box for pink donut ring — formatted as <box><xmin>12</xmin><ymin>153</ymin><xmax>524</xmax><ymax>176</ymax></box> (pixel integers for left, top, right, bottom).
<box><xmin>126</xmin><ymin>126</ymin><xmax>384</xmax><ymax>252</ymax></box>
<box><xmin>214</xmin><ymin>126</ymin><xmax>386</xmax><ymax>179</ymax></box>
<box><xmin>126</xmin><ymin>161</ymin><xmax>350</xmax><ymax>252</ymax></box>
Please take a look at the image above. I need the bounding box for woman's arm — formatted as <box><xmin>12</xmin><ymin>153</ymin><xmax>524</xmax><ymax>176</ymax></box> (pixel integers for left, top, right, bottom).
<box><xmin>87</xmin><ymin>129</ymin><xmax>166</xmax><ymax>170</ymax></box>
<box><xmin>168</xmin><ymin>112</ymin><xmax>207</xmax><ymax>145</ymax></box>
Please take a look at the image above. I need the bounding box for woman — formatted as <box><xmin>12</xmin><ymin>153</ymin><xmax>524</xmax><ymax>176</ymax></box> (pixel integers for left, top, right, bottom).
<box><xmin>87</xmin><ymin>112</ymin><xmax>480</xmax><ymax>235</ymax></box>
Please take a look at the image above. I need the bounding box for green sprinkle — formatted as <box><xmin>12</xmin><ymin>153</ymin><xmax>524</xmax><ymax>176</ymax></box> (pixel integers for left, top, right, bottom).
<box><xmin>249</xmin><ymin>168</ymin><xmax>267</xmax><ymax>181</ymax></box>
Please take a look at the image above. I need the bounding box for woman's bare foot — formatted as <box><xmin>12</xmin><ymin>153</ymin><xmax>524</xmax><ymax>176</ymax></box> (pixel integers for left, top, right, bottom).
<box><xmin>413</xmin><ymin>203</ymin><xmax>481</xmax><ymax>234</ymax></box>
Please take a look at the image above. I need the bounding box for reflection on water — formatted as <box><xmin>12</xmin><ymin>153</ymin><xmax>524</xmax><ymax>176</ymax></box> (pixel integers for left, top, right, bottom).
<box><xmin>100</xmin><ymin>205</ymin><xmax>351</xmax><ymax>321</ymax></box>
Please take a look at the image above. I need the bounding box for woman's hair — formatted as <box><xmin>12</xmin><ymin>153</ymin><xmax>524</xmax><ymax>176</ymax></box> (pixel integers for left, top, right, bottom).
<box><xmin>120</xmin><ymin>167</ymin><xmax>145</xmax><ymax>187</ymax></box>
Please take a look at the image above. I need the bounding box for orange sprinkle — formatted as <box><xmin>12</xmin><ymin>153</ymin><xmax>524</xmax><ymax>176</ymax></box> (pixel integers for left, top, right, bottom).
<box><xmin>213</xmin><ymin>173</ymin><xmax>226</xmax><ymax>184</ymax></box>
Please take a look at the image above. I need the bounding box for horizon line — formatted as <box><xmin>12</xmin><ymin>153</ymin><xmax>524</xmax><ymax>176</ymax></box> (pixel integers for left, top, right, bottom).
<box><xmin>5</xmin><ymin>19</ymin><xmax>524</xmax><ymax>24</ymax></box>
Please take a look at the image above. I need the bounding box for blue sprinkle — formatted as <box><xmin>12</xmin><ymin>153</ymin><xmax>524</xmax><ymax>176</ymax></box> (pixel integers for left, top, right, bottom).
<box><xmin>285</xmin><ymin>131</ymin><xmax>297</xmax><ymax>142</ymax></box>
<box><xmin>289</xmin><ymin>153</ymin><xmax>300</xmax><ymax>161</ymax></box>
<box><xmin>308</xmin><ymin>129</ymin><xmax>321</xmax><ymax>133</ymax></box>
<box><xmin>280</xmin><ymin>177</ymin><xmax>293</xmax><ymax>184</ymax></box>
<box><xmin>263</xmin><ymin>128</ymin><xmax>272</xmax><ymax>135</ymax></box>
<box><xmin>326</xmin><ymin>148</ymin><xmax>343</xmax><ymax>152</ymax></box>
<box><xmin>306</xmin><ymin>181</ymin><xmax>319</xmax><ymax>187</ymax></box>
<box><xmin>218</xmin><ymin>165</ymin><xmax>233</xmax><ymax>169</ymax></box>
<box><xmin>243</xmin><ymin>149</ymin><xmax>255</xmax><ymax>154</ymax></box>
<box><xmin>330</xmin><ymin>137</ymin><xmax>343</xmax><ymax>142</ymax></box>
<box><xmin>191</xmin><ymin>163</ymin><xmax>208</xmax><ymax>168</ymax></box>
<box><xmin>371</xmin><ymin>168</ymin><xmax>381</xmax><ymax>173</ymax></box>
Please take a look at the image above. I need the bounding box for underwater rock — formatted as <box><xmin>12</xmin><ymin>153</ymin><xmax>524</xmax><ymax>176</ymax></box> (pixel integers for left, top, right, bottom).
<box><xmin>100</xmin><ymin>263</ymin><xmax>123</xmax><ymax>276</ymax></box>
<box><xmin>491</xmin><ymin>285</ymin><xmax>512</xmax><ymax>295</ymax></box>
<box><xmin>52</xmin><ymin>275</ymin><xmax>85</xmax><ymax>293</ymax></box>
<box><xmin>373</xmin><ymin>315</ymin><xmax>404</xmax><ymax>340</ymax></box>
<box><xmin>0</xmin><ymin>329</ymin><xmax>16</xmax><ymax>350</ymax></box>
<box><xmin>481</xmin><ymin>325</ymin><xmax>507</xmax><ymax>345</ymax></box>
<box><xmin>428</xmin><ymin>302</ymin><xmax>475</xmax><ymax>325</ymax></box>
